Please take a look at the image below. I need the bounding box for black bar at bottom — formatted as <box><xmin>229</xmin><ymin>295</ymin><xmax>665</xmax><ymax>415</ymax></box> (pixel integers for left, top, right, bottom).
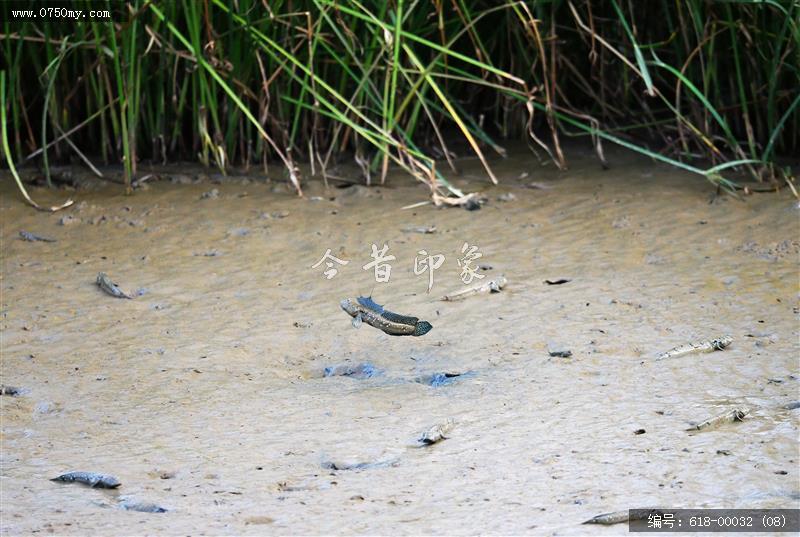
<box><xmin>629</xmin><ymin>509</ymin><xmax>800</xmax><ymax>532</ymax></box>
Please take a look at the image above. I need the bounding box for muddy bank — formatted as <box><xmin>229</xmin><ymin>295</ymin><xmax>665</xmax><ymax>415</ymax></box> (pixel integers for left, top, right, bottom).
<box><xmin>1</xmin><ymin>145</ymin><xmax>799</xmax><ymax>535</ymax></box>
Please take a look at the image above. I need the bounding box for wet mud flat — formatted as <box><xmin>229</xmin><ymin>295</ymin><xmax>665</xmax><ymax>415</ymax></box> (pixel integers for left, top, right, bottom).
<box><xmin>1</xmin><ymin>145</ymin><xmax>799</xmax><ymax>535</ymax></box>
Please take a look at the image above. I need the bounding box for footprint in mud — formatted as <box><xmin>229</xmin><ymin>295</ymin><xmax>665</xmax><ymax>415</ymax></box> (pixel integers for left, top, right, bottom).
<box><xmin>33</xmin><ymin>401</ymin><xmax>62</xmax><ymax>418</ymax></box>
<box><xmin>245</xmin><ymin>515</ymin><xmax>275</xmax><ymax>525</ymax></box>
<box><xmin>119</xmin><ymin>498</ymin><xmax>168</xmax><ymax>513</ymax></box>
<box><xmin>320</xmin><ymin>452</ymin><xmax>400</xmax><ymax>471</ymax></box>
<box><xmin>414</xmin><ymin>371</ymin><xmax>473</xmax><ymax>387</ymax></box>
<box><xmin>321</xmin><ymin>364</ymin><xmax>474</xmax><ymax>386</ymax></box>
<box><xmin>611</xmin><ymin>215</ymin><xmax>630</xmax><ymax>229</ymax></box>
<box><xmin>93</xmin><ymin>497</ymin><xmax>168</xmax><ymax>513</ymax></box>
<box><xmin>226</xmin><ymin>227</ymin><xmax>250</xmax><ymax>237</ymax></box>
<box><xmin>323</xmin><ymin>363</ymin><xmax>381</xmax><ymax>379</ymax></box>
<box><xmin>334</xmin><ymin>184</ymin><xmax>385</xmax><ymax>205</ymax></box>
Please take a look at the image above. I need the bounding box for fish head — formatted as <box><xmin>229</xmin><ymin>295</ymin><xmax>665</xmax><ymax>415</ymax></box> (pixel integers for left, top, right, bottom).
<box><xmin>414</xmin><ymin>321</ymin><xmax>433</xmax><ymax>336</ymax></box>
<box><xmin>340</xmin><ymin>298</ymin><xmax>356</xmax><ymax>315</ymax></box>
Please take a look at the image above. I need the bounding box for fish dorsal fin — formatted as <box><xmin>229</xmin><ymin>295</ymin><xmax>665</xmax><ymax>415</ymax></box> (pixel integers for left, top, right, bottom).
<box><xmin>357</xmin><ymin>295</ymin><xmax>384</xmax><ymax>313</ymax></box>
<box><xmin>380</xmin><ymin>310</ymin><xmax>419</xmax><ymax>326</ymax></box>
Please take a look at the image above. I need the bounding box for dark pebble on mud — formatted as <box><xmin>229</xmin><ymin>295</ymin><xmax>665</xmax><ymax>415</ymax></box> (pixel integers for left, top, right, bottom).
<box><xmin>463</xmin><ymin>198</ymin><xmax>481</xmax><ymax>211</ymax></box>
<box><xmin>323</xmin><ymin>363</ymin><xmax>379</xmax><ymax>379</ymax></box>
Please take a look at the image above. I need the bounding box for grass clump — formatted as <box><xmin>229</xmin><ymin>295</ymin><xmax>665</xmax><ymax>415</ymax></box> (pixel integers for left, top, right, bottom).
<box><xmin>1</xmin><ymin>1</ymin><xmax>797</xmax><ymax>200</ymax></box>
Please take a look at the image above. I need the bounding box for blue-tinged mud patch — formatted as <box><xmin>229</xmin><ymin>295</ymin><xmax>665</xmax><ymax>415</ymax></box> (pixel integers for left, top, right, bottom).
<box><xmin>323</xmin><ymin>363</ymin><xmax>381</xmax><ymax>379</ymax></box>
<box><xmin>414</xmin><ymin>371</ymin><xmax>474</xmax><ymax>387</ymax></box>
